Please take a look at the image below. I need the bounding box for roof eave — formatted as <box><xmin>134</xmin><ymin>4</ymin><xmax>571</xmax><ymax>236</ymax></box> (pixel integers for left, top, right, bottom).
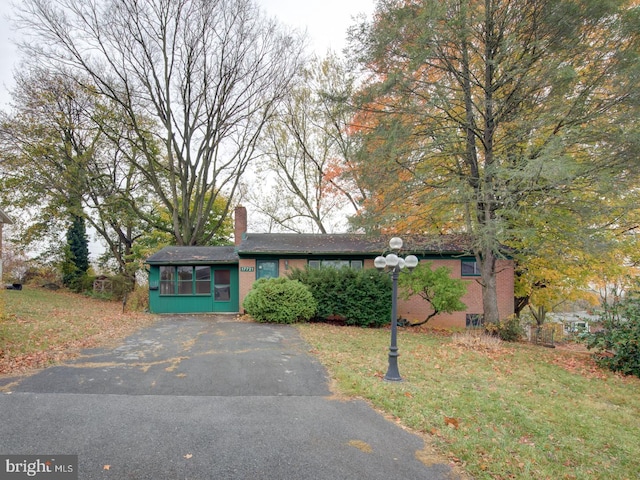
<box><xmin>146</xmin><ymin>260</ymin><xmax>239</xmax><ymax>265</ymax></box>
<box><xmin>238</xmin><ymin>249</ymin><xmax>470</xmax><ymax>256</ymax></box>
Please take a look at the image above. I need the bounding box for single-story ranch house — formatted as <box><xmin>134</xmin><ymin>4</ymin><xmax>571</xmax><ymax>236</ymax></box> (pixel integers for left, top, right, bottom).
<box><xmin>146</xmin><ymin>207</ymin><xmax>514</xmax><ymax>329</ymax></box>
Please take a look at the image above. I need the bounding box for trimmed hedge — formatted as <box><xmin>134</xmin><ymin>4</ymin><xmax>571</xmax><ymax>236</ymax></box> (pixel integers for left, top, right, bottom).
<box><xmin>288</xmin><ymin>266</ymin><xmax>392</xmax><ymax>327</ymax></box>
<box><xmin>242</xmin><ymin>277</ymin><xmax>317</xmax><ymax>324</ymax></box>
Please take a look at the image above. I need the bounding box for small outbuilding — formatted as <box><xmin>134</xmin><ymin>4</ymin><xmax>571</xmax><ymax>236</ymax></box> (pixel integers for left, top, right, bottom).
<box><xmin>146</xmin><ymin>207</ymin><xmax>515</xmax><ymax>328</ymax></box>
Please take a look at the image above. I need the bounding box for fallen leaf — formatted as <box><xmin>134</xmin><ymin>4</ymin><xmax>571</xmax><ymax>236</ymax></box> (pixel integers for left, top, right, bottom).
<box><xmin>444</xmin><ymin>417</ymin><xmax>459</xmax><ymax>429</ymax></box>
<box><xmin>103</xmin><ymin>465</ymin><xmax>110</xmax><ymax>471</ymax></box>
<box><xmin>348</xmin><ymin>439</ymin><xmax>372</xmax><ymax>453</ymax></box>
<box><xmin>518</xmin><ymin>435</ymin><xmax>535</xmax><ymax>446</ymax></box>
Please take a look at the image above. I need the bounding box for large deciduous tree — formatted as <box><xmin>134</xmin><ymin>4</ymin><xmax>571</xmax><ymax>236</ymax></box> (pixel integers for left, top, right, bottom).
<box><xmin>0</xmin><ymin>68</ymin><xmax>154</xmax><ymax>277</ymax></box>
<box><xmin>16</xmin><ymin>0</ymin><xmax>305</xmax><ymax>245</ymax></box>
<box><xmin>349</xmin><ymin>0</ymin><xmax>640</xmax><ymax>323</ymax></box>
<box><xmin>250</xmin><ymin>54</ymin><xmax>366</xmax><ymax>233</ymax></box>
<box><xmin>512</xmin><ymin>188</ymin><xmax>640</xmax><ymax>322</ymax></box>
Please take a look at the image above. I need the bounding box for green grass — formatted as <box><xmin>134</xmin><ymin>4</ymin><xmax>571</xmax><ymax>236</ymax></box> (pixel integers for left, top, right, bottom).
<box><xmin>298</xmin><ymin>324</ymin><xmax>640</xmax><ymax>480</ymax></box>
<box><xmin>2</xmin><ymin>287</ymin><xmax>96</xmax><ymax>353</ymax></box>
<box><xmin>0</xmin><ymin>286</ymin><xmax>154</xmax><ymax>374</ymax></box>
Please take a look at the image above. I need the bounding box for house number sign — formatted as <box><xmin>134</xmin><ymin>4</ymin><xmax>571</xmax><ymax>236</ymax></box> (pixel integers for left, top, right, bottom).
<box><xmin>240</xmin><ymin>267</ymin><xmax>255</xmax><ymax>272</ymax></box>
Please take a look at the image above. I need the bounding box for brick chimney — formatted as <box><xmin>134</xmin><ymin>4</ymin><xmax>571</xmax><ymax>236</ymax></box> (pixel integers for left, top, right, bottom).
<box><xmin>234</xmin><ymin>206</ymin><xmax>247</xmax><ymax>245</ymax></box>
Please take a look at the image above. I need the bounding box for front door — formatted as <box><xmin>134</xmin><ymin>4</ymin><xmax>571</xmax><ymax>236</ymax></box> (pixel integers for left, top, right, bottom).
<box><xmin>211</xmin><ymin>266</ymin><xmax>239</xmax><ymax>312</ymax></box>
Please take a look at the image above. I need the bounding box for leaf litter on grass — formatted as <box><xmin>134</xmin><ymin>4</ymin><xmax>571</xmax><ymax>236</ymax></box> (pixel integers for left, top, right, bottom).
<box><xmin>298</xmin><ymin>322</ymin><xmax>640</xmax><ymax>480</ymax></box>
<box><xmin>1</xmin><ymin>286</ymin><xmax>156</xmax><ymax>375</ymax></box>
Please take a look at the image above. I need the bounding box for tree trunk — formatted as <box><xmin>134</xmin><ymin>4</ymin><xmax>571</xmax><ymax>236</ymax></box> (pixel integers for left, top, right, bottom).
<box><xmin>479</xmin><ymin>248</ymin><xmax>500</xmax><ymax>324</ymax></box>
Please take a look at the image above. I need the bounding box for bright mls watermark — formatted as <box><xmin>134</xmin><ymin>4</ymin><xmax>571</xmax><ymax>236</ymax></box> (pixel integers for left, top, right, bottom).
<box><xmin>0</xmin><ymin>456</ymin><xmax>77</xmax><ymax>479</ymax></box>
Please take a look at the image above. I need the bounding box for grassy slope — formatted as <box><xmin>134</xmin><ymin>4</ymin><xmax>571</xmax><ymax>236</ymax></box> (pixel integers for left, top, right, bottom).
<box><xmin>0</xmin><ymin>286</ymin><xmax>155</xmax><ymax>374</ymax></box>
<box><xmin>298</xmin><ymin>323</ymin><xmax>640</xmax><ymax>480</ymax></box>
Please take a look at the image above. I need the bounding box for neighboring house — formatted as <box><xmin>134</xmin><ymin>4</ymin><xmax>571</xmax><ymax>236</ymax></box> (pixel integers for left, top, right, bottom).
<box><xmin>0</xmin><ymin>208</ymin><xmax>13</xmax><ymax>283</ymax></box>
<box><xmin>146</xmin><ymin>207</ymin><xmax>515</xmax><ymax>328</ymax></box>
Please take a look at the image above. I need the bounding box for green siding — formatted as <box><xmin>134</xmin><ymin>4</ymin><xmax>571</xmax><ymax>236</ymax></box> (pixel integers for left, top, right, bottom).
<box><xmin>148</xmin><ymin>265</ymin><xmax>239</xmax><ymax>313</ymax></box>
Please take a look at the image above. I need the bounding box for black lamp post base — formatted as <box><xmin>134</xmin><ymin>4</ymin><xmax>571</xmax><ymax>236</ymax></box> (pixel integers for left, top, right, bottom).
<box><xmin>384</xmin><ymin>352</ymin><xmax>402</xmax><ymax>381</ymax></box>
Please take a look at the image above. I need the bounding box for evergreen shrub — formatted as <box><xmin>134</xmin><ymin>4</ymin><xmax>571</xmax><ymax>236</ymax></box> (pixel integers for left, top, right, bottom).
<box><xmin>72</xmin><ymin>274</ymin><xmax>95</xmax><ymax>294</ymax></box>
<box><xmin>484</xmin><ymin>315</ymin><xmax>523</xmax><ymax>342</ymax></box>
<box><xmin>582</xmin><ymin>297</ymin><xmax>640</xmax><ymax>378</ymax></box>
<box><xmin>288</xmin><ymin>266</ymin><xmax>392</xmax><ymax>327</ymax></box>
<box><xmin>243</xmin><ymin>277</ymin><xmax>317</xmax><ymax>324</ymax></box>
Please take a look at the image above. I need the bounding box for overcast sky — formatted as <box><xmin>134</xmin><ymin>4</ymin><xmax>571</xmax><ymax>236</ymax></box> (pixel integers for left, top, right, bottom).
<box><xmin>0</xmin><ymin>0</ymin><xmax>376</xmax><ymax>108</ymax></box>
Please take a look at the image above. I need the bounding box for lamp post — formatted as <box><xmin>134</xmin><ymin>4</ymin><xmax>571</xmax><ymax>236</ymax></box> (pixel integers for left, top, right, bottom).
<box><xmin>375</xmin><ymin>237</ymin><xmax>418</xmax><ymax>382</ymax></box>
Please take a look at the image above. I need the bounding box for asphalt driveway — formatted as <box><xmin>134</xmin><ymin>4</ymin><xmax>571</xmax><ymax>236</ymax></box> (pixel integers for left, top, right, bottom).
<box><xmin>0</xmin><ymin>315</ymin><xmax>463</xmax><ymax>479</ymax></box>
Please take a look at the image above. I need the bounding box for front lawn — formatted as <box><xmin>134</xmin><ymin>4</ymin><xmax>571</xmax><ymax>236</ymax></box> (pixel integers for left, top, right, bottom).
<box><xmin>2</xmin><ymin>286</ymin><xmax>638</xmax><ymax>479</ymax></box>
<box><xmin>0</xmin><ymin>286</ymin><xmax>155</xmax><ymax>375</ymax></box>
<box><xmin>298</xmin><ymin>323</ymin><xmax>640</xmax><ymax>480</ymax></box>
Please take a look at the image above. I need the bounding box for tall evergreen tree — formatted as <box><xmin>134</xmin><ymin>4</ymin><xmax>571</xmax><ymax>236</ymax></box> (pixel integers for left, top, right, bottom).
<box><xmin>62</xmin><ymin>214</ymin><xmax>89</xmax><ymax>290</ymax></box>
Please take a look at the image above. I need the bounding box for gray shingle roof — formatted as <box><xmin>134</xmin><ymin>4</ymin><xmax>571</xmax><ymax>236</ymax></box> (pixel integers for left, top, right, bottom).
<box><xmin>145</xmin><ymin>234</ymin><xmax>475</xmax><ymax>265</ymax></box>
<box><xmin>146</xmin><ymin>246</ymin><xmax>238</xmax><ymax>264</ymax></box>
<box><xmin>237</xmin><ymin>233</ymin><xmax>384</xmax><ymax>255</ymax></box>
<box><xmin>237</xmin><ymin>233</ymin><xmax>473</xmax><ymax>256</ymax></box>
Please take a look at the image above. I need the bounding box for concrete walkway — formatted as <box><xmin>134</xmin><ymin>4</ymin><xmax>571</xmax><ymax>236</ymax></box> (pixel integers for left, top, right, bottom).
<box><xmin>0</xmin><ymin>315</ymin><xmax>463</xmax><ymax>479</ymax></box>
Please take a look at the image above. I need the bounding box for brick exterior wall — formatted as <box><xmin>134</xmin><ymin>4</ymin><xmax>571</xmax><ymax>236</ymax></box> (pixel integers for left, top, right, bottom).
<box><xmin>234</xmin><ymin>206</ymin><xmax>247</xmax><ymax>246</ymax></box>
<box><xmin>397</xmin><ymin>258</ymin><xmax>514</xmax><ymax>328</ymax></box>
<box><xmin>237</xmin><ymin>256</ymin><xmax>515</xmax><ymax>328</ymax></box>
<box><xmin>238</xmin><ymin>258</ymin><xmax>256</xmax><ymax>311</ymax></box>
